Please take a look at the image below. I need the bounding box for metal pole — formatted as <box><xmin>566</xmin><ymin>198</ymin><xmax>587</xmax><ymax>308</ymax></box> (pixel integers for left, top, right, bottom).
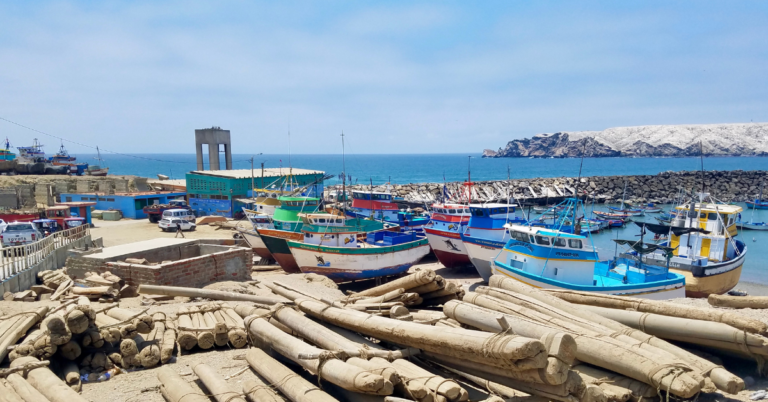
<box><xmin>261</xmin><ymin>162</ymin><xmax>265</xmax><ymax>189</ymax></box>
<box><xmin>251</xmin><ymin>157</ymin><xmax>254</xmax><ymax>196</ymax></box>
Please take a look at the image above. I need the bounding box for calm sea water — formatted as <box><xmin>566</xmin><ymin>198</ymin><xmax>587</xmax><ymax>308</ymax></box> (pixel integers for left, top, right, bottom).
<box><xmin>75</xmin><ymin>153</ymin><xmax>768</xmax><ymax>184</ymax></box>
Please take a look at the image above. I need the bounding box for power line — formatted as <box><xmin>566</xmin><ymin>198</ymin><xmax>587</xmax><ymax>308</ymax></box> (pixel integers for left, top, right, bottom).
<box><xmin>0</xmin><ymin>116</ymin><xmax>255</xmax><ymax>165</ymax></box>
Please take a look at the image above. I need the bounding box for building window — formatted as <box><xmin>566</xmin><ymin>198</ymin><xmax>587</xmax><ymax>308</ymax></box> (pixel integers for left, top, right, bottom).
<box><xmin>107</xmin><ymin>198</ymin><xmax>115</xmax><ymax>202</ymax></box>
<box><xmin>65</xmin><ymin>197</ymin><xmax>72</xmax><ymax>202</ymax></box>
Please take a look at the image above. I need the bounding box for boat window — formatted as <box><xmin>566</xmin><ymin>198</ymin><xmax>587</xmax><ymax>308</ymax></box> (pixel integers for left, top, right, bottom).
<box><xmin>568</xmin><ymin>239</ymin><xmax>583</xmax><ymax>249</ymax></box>
<box><xmin>687</xmin><ymin>211</ymin><xmax>698</xmax><ymax>219</ymax></box>
<box><xmin>554</xmin><ymin>238</ymin><xmax>567</xmax><ymax>247</ymax></box>
<box><xmin>336</xmin><ymin>219</ymin><xmax>343</xmax><ymax>223</ymax></box>
<box><xmin>535</xmin><ymin>236</ymin><xmax>550</xmax><ymax>245</ymax></box>
<box><xmin>530</xmin><ymin>235</ymin><xmax>536</xmax><ymax>243</ymax></box>
<box><xmin>449</xmin><ymin>209</ymin><xmax>456</xmax><ymax>214</ymax></box>
<box><xmin>708</xmin><ymin>213</ymin><xmax>718</xmax><ymax>221</ymax></box>
<box><xmin>472</xmin><ymin>209</ymin><xmax>485</xmax><ymax>217</ymax></box>
<box><xmin>319</xmin><ymin>219</ymin><xmax>326</xmax><ymax>223</ymax></box>
<box><xmin>511</xmin><ymin>231</ymin><xmax>528</xmax><ymax>243</ymax></box>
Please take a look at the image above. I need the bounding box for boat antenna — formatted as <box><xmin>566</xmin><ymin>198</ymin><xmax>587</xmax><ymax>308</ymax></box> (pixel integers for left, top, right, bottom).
<box><xmin>341</xmin><ymin>131</ymin><xmax>346</xmax><ymax>216</ymax></box>
<box><xmin>699</xmin><ymin>140</ymin><xmax>705</xmax><ymax>194</ymax></box>
<box><xmin>573</xmin><ymin>140</ymin><xmax>587</xmax><ymax>202</ymax></box>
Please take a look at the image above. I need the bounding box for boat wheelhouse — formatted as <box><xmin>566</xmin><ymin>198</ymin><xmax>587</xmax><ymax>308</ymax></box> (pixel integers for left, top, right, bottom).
<box><xmin>0</xmin><ymin>138</ymin><xmax>16</xmax><ymax>161</ymax></box>
<box><xmin>640</xmin><ymin>199</ymin><xmax>747</xmax><ymax>297</ymax></box>
<box><xmin>346</xmin><ymin>190</ymin><xmax>429</xmax><ymax>228</ymax></box>
<box><xmin>288</xmin><ymin>213</ymin><xmax>427</xmax><ymax>282</ymax></box>
<box><xmin>459</xmin><ymin>203</ymin><xmax>525</xmax><ymax>281</ymax></box>
<box><xmin>424</xmin><ymin>203</ymin><xmax>472</xmax><ymax>268</ymax></box>
<box><xmin>17</xmin><ymin>139</ymin><xmax>46</xmax><ymax>162</ymax></box>
<box><xmin>492</xmin><ymin>221</ymin><xmax>686</xmax><ymax>299</ymax></box>
<box><xmin>256</xmin><ymin>196</ymin><xmax>322</xmax><ymax>273</ymax></box>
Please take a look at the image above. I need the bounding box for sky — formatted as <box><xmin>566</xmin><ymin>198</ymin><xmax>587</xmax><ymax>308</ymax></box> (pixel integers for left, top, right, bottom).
<box><xmin>0</xmin><ymin>1</ymin><xmax>767</xmax><ymax>155</ymax></box>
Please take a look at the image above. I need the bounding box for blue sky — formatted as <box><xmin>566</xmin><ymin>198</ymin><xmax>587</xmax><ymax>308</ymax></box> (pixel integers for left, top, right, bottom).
<box><xmin>0</xmin><ymin>1</ymin><xmax>766</xmax><ymax>155</ymax></box>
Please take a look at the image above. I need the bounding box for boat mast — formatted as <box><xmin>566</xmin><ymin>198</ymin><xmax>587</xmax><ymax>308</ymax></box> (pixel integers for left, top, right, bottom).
<box><xmin>341</xmin><ymin>132</ymin><xmax>346</xmax><ymax>217</ymax></box>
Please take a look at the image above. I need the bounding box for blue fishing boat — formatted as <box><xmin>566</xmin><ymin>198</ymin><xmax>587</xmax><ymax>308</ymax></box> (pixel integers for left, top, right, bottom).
<box><xmin>49</xmin><ymin>143</ymin><xmax>88</xmax><ymax>175</ymax></box>
<box><xmin>459</xmin><ymin>203</ymin><xmax>527</xmax><ymax>281</ymax></box>
<box><xmin>345</xmin><ymin>190</ymin><xmax>430</xmax><ymax>229</ymax></box>
<box><xmin>491</xmin><ymin>198</ymin><xmax>687</xmax><ymax>300</ymax></box>
<box><xmin>0</xmin><ymin>138</ymin><xmax>16</xmax><ymax>161</ymax></box>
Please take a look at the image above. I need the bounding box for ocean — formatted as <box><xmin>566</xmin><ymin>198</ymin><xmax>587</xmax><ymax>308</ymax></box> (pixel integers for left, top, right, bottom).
<box><xmin>75</xmin><ymin>153</ymin><xmax>768</xmax><ymax>184</ymax></box>
<box><xmin>73</xmin><ymin>152</ymin><xmax>768</xmax><ymax>286</ymax></box>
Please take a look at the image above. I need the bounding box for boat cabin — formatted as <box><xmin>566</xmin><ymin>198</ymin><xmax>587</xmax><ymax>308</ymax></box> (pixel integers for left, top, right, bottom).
<box><xmin>352</xmin><ymin>191</ymin><xmax>393</xmax><ymax>202</ymax></box>
<box><xmin>466</xmin><ymin>203</ymin><xmax>521</xmax><ymax>230</ymax></box>
<box><xmin>503</xmin><ymin>225</ymin><xmax>598</xmax><ymax>286</ymax></box>
<box><xmin>669</xmin><ymin>203</ymin><xmax>742</xmax><ymax>262</ymax></box>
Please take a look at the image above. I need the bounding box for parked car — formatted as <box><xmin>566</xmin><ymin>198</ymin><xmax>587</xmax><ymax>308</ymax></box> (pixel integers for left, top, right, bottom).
<box><xmin>161</xmin><ymin>208</ymin><xmax>196</xmax><ymax>223</ymax></box>
<box><xmin>1</xmin><ymin>222</ymin><xmax>43</xmax><ymax>247</ymax></box>
<box><xmin>158</xmin><ymin>218</ymin><xmax>196</xmax><ymax>232</ymax></box>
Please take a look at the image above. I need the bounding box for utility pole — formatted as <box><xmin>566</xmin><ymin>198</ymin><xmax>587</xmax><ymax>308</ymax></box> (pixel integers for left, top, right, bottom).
<box><xmin>250</xmin><ymin>156</ymin><xmax>254</xmax><ymax>197</ymax></box>
<box><xmin>261</xmin><ymin>162</ymin><xmax>265</xmax><ymax>189</ymax></box>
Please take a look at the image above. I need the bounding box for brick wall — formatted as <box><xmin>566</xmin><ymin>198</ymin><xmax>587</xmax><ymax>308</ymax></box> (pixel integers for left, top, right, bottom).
<box><xmin>67</xmin><ymin>247</ymin><xmax>252</xmax><ymax>287</ymax></box>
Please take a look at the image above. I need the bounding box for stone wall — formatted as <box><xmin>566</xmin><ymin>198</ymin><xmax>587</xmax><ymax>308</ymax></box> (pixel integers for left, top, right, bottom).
<box><xmin>0</xmin><ymin>176</ymin><xmax>141</xmax><ymax>208</ymax></box>
<box><xmin>66</xmin><ymin>246</ymin><xmax>252</xmax><ymax>288</ymax></box>
<box><xmin>336</xmin><ymin>170</ymin><xmax>768</xmax><ymax>204</ymax></box>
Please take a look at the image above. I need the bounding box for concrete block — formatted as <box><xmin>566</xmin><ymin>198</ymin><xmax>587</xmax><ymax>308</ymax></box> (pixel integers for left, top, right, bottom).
<box><xmin>98</xmin><ymin>181</ymin><xmax>112</xmax><ymax>194</ymax></box>
<box><xmin>114</xmin><ymin>179</ymin><xmax>129</xmax><ymax>193</ymax></box>
<box><xmin>0</xmin><ymin>191</ymin><xmax>18</xmax><ymax>209</ymax></box>
<box><xmin>76</xmin><ymin>181</ymin><xmax>91</xmax><ymax>193</ymax></box>
<box><xmin>55</xmin><ymin>181</ymin><xmax>69</xmax><ymax>194</ymax></box>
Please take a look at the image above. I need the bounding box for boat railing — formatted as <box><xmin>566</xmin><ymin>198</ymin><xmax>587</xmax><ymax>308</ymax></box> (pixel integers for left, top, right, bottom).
<box><xmin>0</xmin><ymin>224</ymin><xmax>90</xmax><ymax>282</ymax></box>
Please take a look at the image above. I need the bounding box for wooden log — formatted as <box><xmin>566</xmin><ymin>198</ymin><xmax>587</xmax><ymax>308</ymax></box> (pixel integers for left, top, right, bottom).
<box><xmin>0</xmin><ymin>307</ymin><xmax>48</xmax><ymax>362</ymax></box>
<box><xmin>450</xmin><ymin>297</ymin><xmax>701</xmax><ymax>398</ymax></box>
<box><xmin>410</xmin><ymin>276</ymin><xmax>446</xmax><ymax>295</ymax></box>
<box><xmin>574</xmin><ymin>369</ymin><xmax>632</xmax><ymax>402</ymax></box>
<box><xmin>484</xmin><ymin>278</ymin><xmax>742</xmax><ymax>394</ymax></box>
<box><xmin>71</xmin><ymin>286</ymin><xmax>119</xmax><ymax>298</ymax></box>
<box><xmin>0</xmin><ymin>381</ymin><xmax>25</xmax><ymax>402</ymax></box>
<box><xmin>295</xmin><ymin>298</ymin><xmax>548</xmax><ymax>371</ymax></box>
<box><xmin>106</xmin><ymin>308</ymin><xmax>153</xmax><ymax>334</ymax></box>
<box><xmin>156</xmin><ymin>366</ymin><xmax>209</xmax><ymax>402</ymax></box>
<box><xmin>161</xmin><ymin>319</ymin><xmax>176</xmax><ymax>363</ymax></box>
<box><xmin>41</xmin><ymin>313</ymin><xmax>70</xmax><ymax>346</ymax></box>
<box><xmin>212</xmin><ymin>310</ymin><xmax>229</xmax><ymax>347</ymax></box>
<box><xmin>421</xmin><ymin>283</ymin><xmax>459</xmax><ymax>300</ymax></box>
<box><xmin>242</xmin><ymin>377</ymin><xmax>283</xmax><ymax>402</ymax></box>
<box><xmin>573</xmin><ymin>365</ymin><xmax>657</xmax><ymax>401</ymax></box>
<box><xmin>9</xmin><ymin>357</ymin><xmax>86</xmax><ymax>402</ymax></box>
<box><xmin>390</xmin><ymin>359</ymin><xmax>463</xmax><ymax>401</ymax></box>
<box><xmin>354</xmin><ymin>269</ymin><xmax>437</xmax><ymax>297</ymax></box>
<box><xmin>220</xmin><ymin>305</ymin><xmax>248</xmax><ymax>348</ymax></box>
<box><xmin>193</xmin><ymin>363</ymin><xmax>247</xmax><ymax>402</ymax></box>
<box><xmin>354</xmin><ymin>289</ymin><xmax>405</xmax><ymax>304</ymax></box>
<box><xmin>708</xmin><ymin>294</ymin><xmax>768</xmax><ymax>309</ymax></box>
<box><xmin>246</xmin><ymin>317</ymin><xmax>391</xmax><ymax>395</ymax></box>
<box><xmin>137</xmin><ymin>314</ymin><xmax>163</xmax><ymax>368</ymax></box>
<box><xmin>190</xmin><ymin>307</ymin><xmax>214</xmax><ymax>350</ymax></box>
<box><xmin>542</xmin><ymin>288</ymin><xmax>768</xmax><ymax>335</ymax></box>
<box><xmin>9</xmin><ymin>329</ymin><xmax>56</xmax><ymax>361</ymax></box>
<box><xmin>245</xmin><ymin>348</ymin><xmax>339</xmax><ymax>402</ymax></box>
<box><xmin>582</xmin><ymin>304</ymin><xmax>768</xmax><ymax>356</ymax></box>
<box><xmin>95</xmin><ymin>313</ymin><xmax>136</xmax><ymax>339</ymax></box>
<box><xmin>137</xmin><ymin>284</ymin><xmax>289</xmax><ymax>304</ymax></box>
<box><xmin>6</xmin><ymin>372</ymin><xmax>53</xmax><ymax>401</ymax></box>
<box><xmin>60</xmin><ymin>360</ymin><xmax>81</xmax><ymax>392</ymax></box>
<box><xmin>346</xmin><ymin>357</ymin><xmax>400</xmax><ymax>386</ymax></box>
<box><xmin>176</xmin><ymin>307</ymin><xmax>197</xmax><ymax>350</ymax></box>
<box><xmin>57</xmin><ymin>340</ymin><xmax>81</xmax><ymax>361</ymax></box>
<box><xmin>436</xmin><ymin>363</ymin><xmax>520</xmax><ymax>400</ymax></box>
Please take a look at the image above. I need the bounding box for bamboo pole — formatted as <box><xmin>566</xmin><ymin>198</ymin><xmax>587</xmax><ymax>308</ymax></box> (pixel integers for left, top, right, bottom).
<box><xmin>542</xmin><ymin>288</ymin><xmax>768</xmax><ymax>335</ymax></box>
<box><xmin>708</xmin><ymin>294</ymin><xmax>768</xmax><ymax>309</ymax></box>
<box><xmin>0</xmin><ymin>381</ymin><xmax>25</xmax><ymax>402</ymax></box>
<box><xmin>221</xmin><ymin>305</ymin><xmax>247</xmax><ymax>348</ymax></box>
<box><xmin>295</xmin><ymin>298</ymin><xmax>548</xmax><ymax>371</ymax></box>
<box><xmin>161</xmin><ymin>319</ymin><xmax>176</xmax><ymax>363</ymax></box>
<box><xmin>138</xmin><ymin>284</ymin><xmax>289</xmax><ymax>304</ymax></box>
<box><xmin>9</xmin><ymin>357</ymin><xmax>86</xmax><ymax>402</ymax></box>
<box><xmin>193</xmin><ymin>363</ymin><xmax>247</xmax><ymax>402</ymax></box>
<box><xmin>156</xmin><ymin>366</ymin><xmax>209</xmax><ymax>402</ymax></box>
<box><xmin>190</xmin><ymin>307</ymin><xmax>214</xmax><ymax>349</ymax></box>
<box><xmin>354</xmin><ymin>270</ymin><xmax>436</xmax><ymax>297</ymax></box>
<box><xmin>6</xmin><ymin>372</ymin><xmax>52</xmax><ymax>401</ymax></box>
<box><xmin>246</xmin><ymin>317</ymin><xmax>391</xmax><ymax>395</ymax></box>
<box><xmin>245</xmin><ymin>348</ymin><xmax>339</xmax><ymax>402</ymax></box>
<box><xmin>449</xmin><ymin>298</ymin><xmax>701</xmax><ymax>398</ymax></box>
<box><xmin>0</xmin><ymin>307</ymin><xmax>48</xmax><ymax>362</ymax></box>
<box><xmin>106</xmin><ymin>308</ymin><xmax>153</xmax><ymax>334</ymax></box>
<box><xmin>211</xmin><ymin>310</ymin><xmax>229</xmax><ymax>347</ymax></box>
<box><xmin>485</xmin><ymin>278</ymin><xmax>742</xmax><ymax>394</ymax></box>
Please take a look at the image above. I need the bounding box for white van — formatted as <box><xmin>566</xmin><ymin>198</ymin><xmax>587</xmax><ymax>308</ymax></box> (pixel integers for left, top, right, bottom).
<box><xmin>162</xmin><ymin>209</ymin><xmax>196</xmax><ymax>223</ymax></box>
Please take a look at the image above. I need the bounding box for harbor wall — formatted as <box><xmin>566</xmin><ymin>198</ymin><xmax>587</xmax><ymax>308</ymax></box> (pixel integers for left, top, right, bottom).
<box><xmin>0</xmin><ymin>175</ymin><xmax>141</xmax><ymax>209</ymax></box>
<box><xmin>339</xmin><ymin>170</ymin><xmax>768</xmax><ymax>204</ymax></box>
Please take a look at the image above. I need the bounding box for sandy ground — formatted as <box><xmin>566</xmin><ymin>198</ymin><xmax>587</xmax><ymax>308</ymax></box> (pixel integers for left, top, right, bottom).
<box><xmin>2</xmin><ymin>217</ymin><xmax>768</xmax><ymax>401</ymax></box>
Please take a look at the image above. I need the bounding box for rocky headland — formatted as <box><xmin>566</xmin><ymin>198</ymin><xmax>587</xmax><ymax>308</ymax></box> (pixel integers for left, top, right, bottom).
<box><xmin>483</xmin><ymin>122</ymin><xmax>768</xmax><ymax>158</ymax></box>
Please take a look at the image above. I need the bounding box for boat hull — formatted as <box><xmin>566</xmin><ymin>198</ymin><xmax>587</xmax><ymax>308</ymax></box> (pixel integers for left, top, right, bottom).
<box><xmin>492</xmin><ymin>262</ymin><xmax>686</xmax><ymax>300</ymax></box>
<box><xmin>238</xmin><ymin>229</ymin><xmax>273</xmax><ymax>260</ymax></box>
<box><xmin>461</xmin><ymin>235</ymin><xmax>506</xmax><ymax>282</ymax></box>
<box><xmin>288</xmin><ymin>239</ymin><xmax>430</xmax><ymax>282</ymax></box>
<box><xmin>671</xmin><ymin>264</ymin><xmax>744</xmax><ymax>298</ymax></box>
<box><xmin>424</xmin><ymin>228</ymin><xmax>471</xmax><ymax>268</ymax></box>
<box><xmin>738</xmin><ymin>222</ymin><xmax>768</xmax><ymax>230</ymax></box>
<box><xmin>257</xmin><ymin>228</ymin><xmax>303</xmax><ymax>273</ymax></box>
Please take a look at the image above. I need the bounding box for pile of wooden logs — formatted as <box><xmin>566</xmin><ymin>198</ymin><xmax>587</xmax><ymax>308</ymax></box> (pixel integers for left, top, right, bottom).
<box><xmin>4</xmin><ymin>269</ymin><xmax>133</xmax><ymax>303</ymax></box>
<box><xmin>174</xmin><ymin>302</ymin><xmax>247</xmax><ymax>351</ymax></box>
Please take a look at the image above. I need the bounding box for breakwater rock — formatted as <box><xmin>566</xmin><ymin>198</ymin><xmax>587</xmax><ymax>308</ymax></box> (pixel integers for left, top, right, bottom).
<box><xmin>335</xmin><ymin>170</ymin><xmax>768</xmax><ymax>205</ymax></box>
<box><xmin>483</xmin><ymin>122</ymin><xmax>768</xmax><ymax>158</ymax></box>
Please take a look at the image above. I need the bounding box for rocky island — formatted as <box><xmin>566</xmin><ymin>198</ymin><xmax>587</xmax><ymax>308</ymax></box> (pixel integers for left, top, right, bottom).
<box><xmin>483</xmin><ymin>122</ymin><xmax>768</xmax><ymax>158</ymax></box>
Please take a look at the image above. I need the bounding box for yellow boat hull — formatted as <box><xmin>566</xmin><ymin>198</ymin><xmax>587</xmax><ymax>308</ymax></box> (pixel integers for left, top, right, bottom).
<box><xmin>671</xmin><ymin>264</ymin><xmax>743</xmax><ymax>298</ymax></box>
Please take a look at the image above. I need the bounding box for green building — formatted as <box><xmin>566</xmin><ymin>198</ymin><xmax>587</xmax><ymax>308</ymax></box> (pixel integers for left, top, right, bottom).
<box><xmin>185</xmin><ymin>168</ymin><xmax>325</xmax><ymax>217</ymax></box>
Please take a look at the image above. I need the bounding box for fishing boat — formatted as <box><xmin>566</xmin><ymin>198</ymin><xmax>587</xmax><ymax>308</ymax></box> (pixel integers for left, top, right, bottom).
<box><xmin>0</xmin><ymin>138</ymin><xmax>16</xmax><ymax>161</ymax></box>
<box><xmin>608</xmin><ymin>207</ymin><xmax>644</xmax><ymax>216</ymax></box>
<box><xmin>593</xmin><ymin>210</ymin><xmax>634</xmax><ymax>220</ymax></box>
<box><xmin>49</xmin><ymin>142</ymin><xmax>88</xmax><ymax>175</ymax></box>
<box><xmin>746</xmin><ymin>200</ymin><xmax>768</xmax><ymax>210</ymax></box>
<box><xmin>490</xmin><ymin>198</ymin><xmax>686</xmax><ymax>300</ymax></box>
<box><xmin>637</xmin><ymin>197</ymin><xmax>747</xmax><ymax>298</ymax></box>
<box><xmin>459</xmin><ymin>203</ymin><xmax>526</xmax><ymax>281</ymax></box>
<box><xmin>84</xmin><ymin>146</ymin><xmax>109</xmax><ymax>176</ymax></box>
<box><xmin>17</xmin><ymin>138</ymin><xmax>47</xmax><ymax>162</ymax></box>
<box><xmin>739</xmin><ymin>183</ymin><xmax>768</xmax><ymax>230</ymax></box>
<box><xmin>256</xmin><ymin>196</ymin><xmax>323</xmax><ymax>273</ymax></box>
<box><xmin>345</xmin><ymin>190</ymin><xmax>430</xmax><ymax>229</ymax></box>
<box><xmin>237</xmin><ymin>211</ymin><xmax>275</xmax><ymax>260</ymax></box>
<box><xmin>424</xmin><ymin>203</ymin><xmax>472</xmax><ymax>268</ymax></box>
<box><xmin>287</xmin><ymin>213</ymin><xmax>423</xmax><ymax>282</ymax></box>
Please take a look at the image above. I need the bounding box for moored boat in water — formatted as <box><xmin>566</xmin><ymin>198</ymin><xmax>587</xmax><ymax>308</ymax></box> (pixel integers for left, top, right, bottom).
<box><xmin>459</xmin><ymin>203</ymin><xmax>526</xmax><ymax>281</ymax></box>
<box><xmin>345</xmin><ymin>189</ymin><xmax>430</xmax><ymax>229</ymax></box>
<box><xmin>491</xmin><ymin>198</ymin><xmax>686</xmax><ymax>300</ymax></box>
